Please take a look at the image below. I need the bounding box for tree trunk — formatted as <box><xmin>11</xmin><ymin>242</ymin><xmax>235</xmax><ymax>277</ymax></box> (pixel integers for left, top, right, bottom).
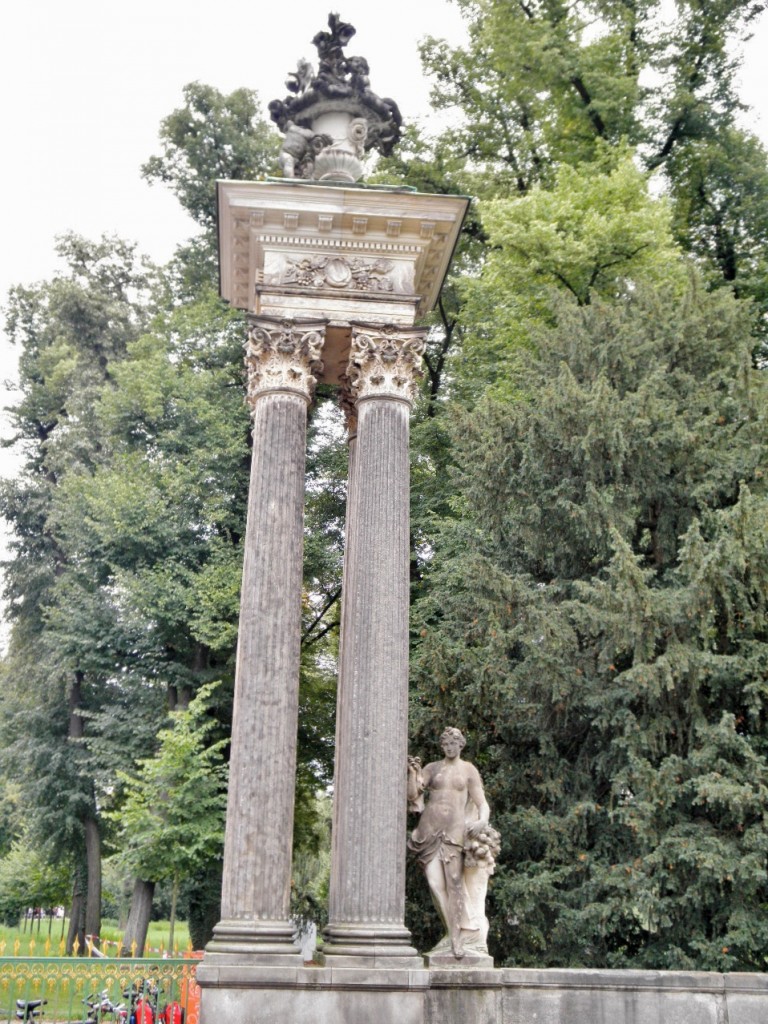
<box><xmin>67</xmin><ymin>869</ymin><xmax>86</xmax><ymax>955</ymax></box>
<box><xmin>168</xmin><ymin>874</ymin><xmax>179</xmax><ymax>953</ymax></box>
<box><xmin>68</xmin><ymin>672</ymin><xmax>103</xmax><ymax>953</ymax></box>
<box><xmin>68</xmin><ymin>673</ymin><xmax>85</xmax><ymax>740</ymax></box>
<box><xmin>120</xmin><ymin>879</ymin><xmax>155</xmax><ymax>957</ymax></box>
<box><xmin>84</xmin><ymin>815</ymin><xmax>101</xmax><ymax>949</ymax></box>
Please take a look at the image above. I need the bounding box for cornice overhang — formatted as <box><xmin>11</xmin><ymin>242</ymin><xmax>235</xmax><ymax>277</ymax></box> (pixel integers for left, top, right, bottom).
<box><xmin>217</xmin><ymin>179</ymin><xmax>469</xmax><ymax>384</ymax></box>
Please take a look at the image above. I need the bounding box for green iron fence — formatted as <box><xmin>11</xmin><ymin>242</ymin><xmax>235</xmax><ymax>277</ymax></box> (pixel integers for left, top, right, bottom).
<box><xmin>0</xmin><ymin>957</ymin><xmax>201</xmax><ymax>1024</ymax></box>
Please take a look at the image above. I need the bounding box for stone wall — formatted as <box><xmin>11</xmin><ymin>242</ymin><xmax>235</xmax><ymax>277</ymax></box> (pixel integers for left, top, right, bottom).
<box><xmin>427</xmin><ymin>967</ymin><xmax>768</xmax><ymax>1024</ymax></box>
<box><xmin>199</xmin><ymin>963</ymin><xmax>768</xmax><ymax>1024</ymax></box>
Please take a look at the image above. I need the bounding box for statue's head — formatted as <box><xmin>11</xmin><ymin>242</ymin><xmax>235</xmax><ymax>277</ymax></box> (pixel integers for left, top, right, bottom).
<box><xmin>440</xmin><ymin>726</ymin><xmax>466</xmax><ymax>750</ymax></box>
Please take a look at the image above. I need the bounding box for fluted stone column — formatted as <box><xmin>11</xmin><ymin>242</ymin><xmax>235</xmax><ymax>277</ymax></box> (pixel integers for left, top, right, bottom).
<box><xmin>324</xmin><ymin>324</ymin><xmax>427</xmax><ymax>967</ymax></box>
<box><xmin>205</xmin><ymin>315</ymin><xmax>325</xmax><ymax>964</ymax></box>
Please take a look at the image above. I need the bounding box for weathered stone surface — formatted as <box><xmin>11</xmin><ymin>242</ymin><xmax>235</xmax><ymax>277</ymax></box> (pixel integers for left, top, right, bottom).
<box><xmin>424</xmin><ymin>950</ymin><xmax>495</xmax><ymax>970</ymax></box>
<box><xmin>424</xmin><ymin>970</ymin><xmax>502</xmax><ymax>1024</ymax></box>
<box><xmin>323</xmin><ymin>327</ymin><xmax>426</xmax><ymax>966</ymax></box>
<box><xmin>408</xmin><ymin>727</ymin><xmax>500</xmax><ymax>962</ymax></box>
<box><xmin>202</xmin><ymin>319</ymin><xmax>325</xmax><ymax>965</ymax></box>
<box><xmin>268</xmin><ymin>13</ymin><xmax>402</xmax><ymax>182</ymax></box>
<box><xmin>198</xmin><ymin>963</ymin><xmax>768</xmax><ymax>1023</ymax></box>
<box><xmin>498</xmin><ymin>967</ymin><xmax>748</xmax><ymax>1024</ymax></box>
<box><xmin>724</xmin><ymin>972</ymin><xmax>768</xmax><ymax>1024</ymax></box>
<box><xmin>198</xmin><ymin>963</ymin><xmax>429</xmax><ymax>1024</ymax></box>
<box><xmin>217</xmin><ymin>180</ymin><xmax>469</xmax><ymax>336</ymax></box>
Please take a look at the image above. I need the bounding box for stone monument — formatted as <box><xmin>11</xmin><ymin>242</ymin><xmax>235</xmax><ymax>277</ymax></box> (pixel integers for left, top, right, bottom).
<box><xmin>407</xmin><ymin>727</ymin><xmax>501</xmax><ymax>968</ymax></box>
<box><xmin>190</xmin><ymin>14</ymin><xmax>768</xmax><ymax>1024</ymax></box>
<box><xmin>195</xmin><ymin>13</ymin><xmax>468</xmax><ymax>1024</ymax></box>
<box><xmin>268</xmin><ymin>12</ymin><xmax>402</xmax><ymax>183</ymax></box>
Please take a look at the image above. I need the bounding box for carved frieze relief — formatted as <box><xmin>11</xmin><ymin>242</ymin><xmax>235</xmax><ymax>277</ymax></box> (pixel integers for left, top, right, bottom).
<box><xmin>346</xmin><ymin>324</ymin><xmax>427</xmax><ymax>405</ymax></box>
<box><xmin>263</xmin><ymin>252</ymin><xmax>415</xmax><ymax>295</ymax></box>
<box><xmin>245</xmin><ymin>316</ymin><xmax>326</xmax><ymax>407</ymax></box>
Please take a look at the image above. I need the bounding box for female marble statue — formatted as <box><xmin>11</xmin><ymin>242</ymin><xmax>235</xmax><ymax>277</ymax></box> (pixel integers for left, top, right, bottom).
<box><xmin>407</xmin><ymin>727</ymin><xmax>501</xmax><ymax>959</ymax></box>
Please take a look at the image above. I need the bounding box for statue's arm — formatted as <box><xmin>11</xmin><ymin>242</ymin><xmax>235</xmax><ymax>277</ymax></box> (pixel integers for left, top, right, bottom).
<box><xmin>465</xmin><ymin>764</ymin><xmax>490</xmax><ymax>835</ymax></box>
<box><xmin>407</xmin><ymin>756</ymin><xmax>427</xmax><ymax>813</ymax></box>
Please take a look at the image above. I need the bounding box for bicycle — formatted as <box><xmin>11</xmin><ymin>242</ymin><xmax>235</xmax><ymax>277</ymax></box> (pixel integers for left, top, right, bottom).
<box><xmin>15</xmin><ymin>999</ymin><xmax>46</xmax><ymax>1022</ymax></box>
<box><xmin>83</xmin><ymin>991</ymin><xmax>128</xmax><ymax>1023</ymax></box>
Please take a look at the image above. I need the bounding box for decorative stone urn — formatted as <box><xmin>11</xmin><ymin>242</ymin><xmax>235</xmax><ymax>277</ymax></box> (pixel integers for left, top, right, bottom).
<box><xmin>268</xmin><ymin>13</ymin><xmax>402</xmax><ymax>183</ymax></box>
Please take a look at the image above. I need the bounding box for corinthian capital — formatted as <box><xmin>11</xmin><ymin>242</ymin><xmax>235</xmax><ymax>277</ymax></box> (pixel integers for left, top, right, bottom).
<box><xmin>245</xmin><ymin>316</ymin><xmax>326</xmax><ymax>408</ymax></box>
<box><xmin>346</xmin><ymin>324</ymin><xmax>427</xmax><ymax>406</ymax></box>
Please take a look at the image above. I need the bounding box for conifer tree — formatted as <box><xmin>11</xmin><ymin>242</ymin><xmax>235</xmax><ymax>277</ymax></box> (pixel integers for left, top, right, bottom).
<box><xmin>410</xmin><ymin>269</ymin><xmax>768</xmax><ymax>967</ymax></box>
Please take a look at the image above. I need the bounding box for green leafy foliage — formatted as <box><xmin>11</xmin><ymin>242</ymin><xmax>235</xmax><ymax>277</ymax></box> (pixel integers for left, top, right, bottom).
<box><xmin>141</xmin><ymin>83</ymin><xmax>280</xmax><ymax>230</ymax></box>
<box><xmin>0</xmin><ymin>831</ymin><xmax>70</xmax><ymax>926</ymax></box>
<box><xmin>107</xmin><ymin>684</ymin><xmax>228</xmax><ymax>884</ymax></box>
<box><xmin>4</xmin><ymin>3</ymin><xmax>767</xmax><ymax>960</ymax></box>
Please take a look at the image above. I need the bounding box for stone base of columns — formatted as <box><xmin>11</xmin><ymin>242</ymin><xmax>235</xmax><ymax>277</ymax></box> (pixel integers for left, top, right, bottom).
<box><xmin>321</xmin><ymin>922</ymin><xmax>423</xmax><ymax>969</ymax></box>
<box><xmin>196</xmin><ymin>963</ymin><xmax>429</xmax><ymax>1024</ymax></box>
<box><xmin>203</xmin><ymin>918</ymin><xmax>303</xmax><ymax>965</ymax></box>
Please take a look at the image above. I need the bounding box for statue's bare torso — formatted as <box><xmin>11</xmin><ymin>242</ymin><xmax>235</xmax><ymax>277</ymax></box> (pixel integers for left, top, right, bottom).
<box><xmin>413</xmin><ymin>759</ymin><xmax>483</xmax><ymax>848</ymax></box>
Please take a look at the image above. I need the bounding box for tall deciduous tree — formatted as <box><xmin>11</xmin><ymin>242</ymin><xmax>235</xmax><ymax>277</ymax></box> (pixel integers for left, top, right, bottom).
<box><xmin>142</xmin><ymin>83</ymin><xmax>280</xmax><ymax>297</ymax></box>
<box><xmin>142</xmin><ymin>82</ymin><xmax>280</xmax><ymax>230</ymax></box>
<box><xmin>419</xmin><ymin>0</ymin><xmax>763</xmax><ymax>195</ymax></box>
<box><xmin>1</xmin><ymin>234</ymin><xmax>156</xmax><ymax>952</ymax></box>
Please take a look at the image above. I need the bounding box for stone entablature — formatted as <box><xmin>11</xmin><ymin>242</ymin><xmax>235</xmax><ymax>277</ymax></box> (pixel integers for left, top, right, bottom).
<box><xmin>217</xmin><ymin>180</ymin><xmax>468</xmax><ymax>383</ymax></box>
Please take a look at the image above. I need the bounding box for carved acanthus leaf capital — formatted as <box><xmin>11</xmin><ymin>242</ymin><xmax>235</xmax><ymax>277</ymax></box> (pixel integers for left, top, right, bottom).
<box><xmin>245</xmin><ymin>316</ymin><xmax>326</xmax><ymax>408</ymax></box>
<box><xmin>347</xmin><ymin>324</ymin><xmax>427</xmax><ymax>406</ymax></box>
<box><xmin>338</xmin><ymin>373</ymin><xmax>358</xmax><ymax>437</ymax></box>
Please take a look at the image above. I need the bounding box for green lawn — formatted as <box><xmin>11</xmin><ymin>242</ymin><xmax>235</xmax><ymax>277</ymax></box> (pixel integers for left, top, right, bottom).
<box><xmin>0</xmin><ymin>918</ymin><xmax>193</xmax><ymax>957</ymax></box>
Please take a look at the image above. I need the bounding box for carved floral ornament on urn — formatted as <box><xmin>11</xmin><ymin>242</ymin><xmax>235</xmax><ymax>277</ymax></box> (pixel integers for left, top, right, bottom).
<box><xmin>197</xmin><ymin>12</ymin><xmax>470</xmax><ymax>1002</ymax></box>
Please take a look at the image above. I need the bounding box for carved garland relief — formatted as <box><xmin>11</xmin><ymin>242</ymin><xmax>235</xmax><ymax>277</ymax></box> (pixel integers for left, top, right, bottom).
<box><xmin>262</xmin><ymin>251</ymin><xmax>416</xmax><ymax>296</ymax></box>
<box><xmin>245</xmin><ymin>317</ymin><xmax>326</xmax><ymax>407</ymax></box>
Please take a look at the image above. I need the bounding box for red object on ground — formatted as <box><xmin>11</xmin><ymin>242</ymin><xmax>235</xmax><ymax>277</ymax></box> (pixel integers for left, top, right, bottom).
<box><xmin>134</xmin><ymin>998</ymin><xmax>154</xmax><ymax>1024</ymax></box>
<box><xmin>160</xmin><ymin>1002</ymin><xmax>184</xmax><ymax>1024</ymax></box>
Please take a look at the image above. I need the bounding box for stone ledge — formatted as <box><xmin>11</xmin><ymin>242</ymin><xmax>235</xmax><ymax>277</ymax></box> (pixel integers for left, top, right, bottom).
<box><xmin>428</xmin><ymin>968</ymin><xmax>503</xmax><ymax>989</ymax></box>
<box><xmin>197</xmin><ymin>962</ymin><xmax>768</xmax><ymax>1024</ymax></box>
<box><xmin>724</xmin><ymin>973</ymin><xmax>768</xmax><ymax>993</ymax></box>
<box><xmin>500</xmin><ymin>966</ymin><xmax>734</xmax><ymax>992</ymax></box>
<box><xmin>197</xmin><ymin>961</ymin><xmax>430</xmax><ymax>991</ymax></box>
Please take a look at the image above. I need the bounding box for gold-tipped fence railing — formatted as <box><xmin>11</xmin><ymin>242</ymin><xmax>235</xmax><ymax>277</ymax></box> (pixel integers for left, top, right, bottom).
<box><xmin>0</xmin><ymin>954</ymin><xmax>201</xmax><ymax>1024</ymax></box>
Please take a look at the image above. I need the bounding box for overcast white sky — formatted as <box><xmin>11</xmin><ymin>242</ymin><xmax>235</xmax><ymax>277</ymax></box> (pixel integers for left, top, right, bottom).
<box><xmin>0</xmin><ymin>1</ymin><xmax>765</xmax><ymax>523</ymax></box>
<box><xmin>0</xmin><ymin>1</ymin><xmax>467</xmax><ymax>304</ymax></box>
<box><xmin>1</xmin><ymin>2</ymin><xmax>765</xmax><ymax>318</ymax></box>
<box><xmin>0</xmin><ymin>1</ymin><xmax>472</xmax><ymax>638</ymax></box>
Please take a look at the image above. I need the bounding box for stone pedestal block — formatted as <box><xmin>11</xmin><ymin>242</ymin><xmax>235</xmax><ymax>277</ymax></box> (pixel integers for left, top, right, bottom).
<box><xmin>425</xmin><ymin>951</ymin><xmax>495</xmax><ymax>970</ymax></box>
<box><xmin>197</xmin><ymin>964</ymin><xmax>430</xmax><ymax>1024</ymax></box>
